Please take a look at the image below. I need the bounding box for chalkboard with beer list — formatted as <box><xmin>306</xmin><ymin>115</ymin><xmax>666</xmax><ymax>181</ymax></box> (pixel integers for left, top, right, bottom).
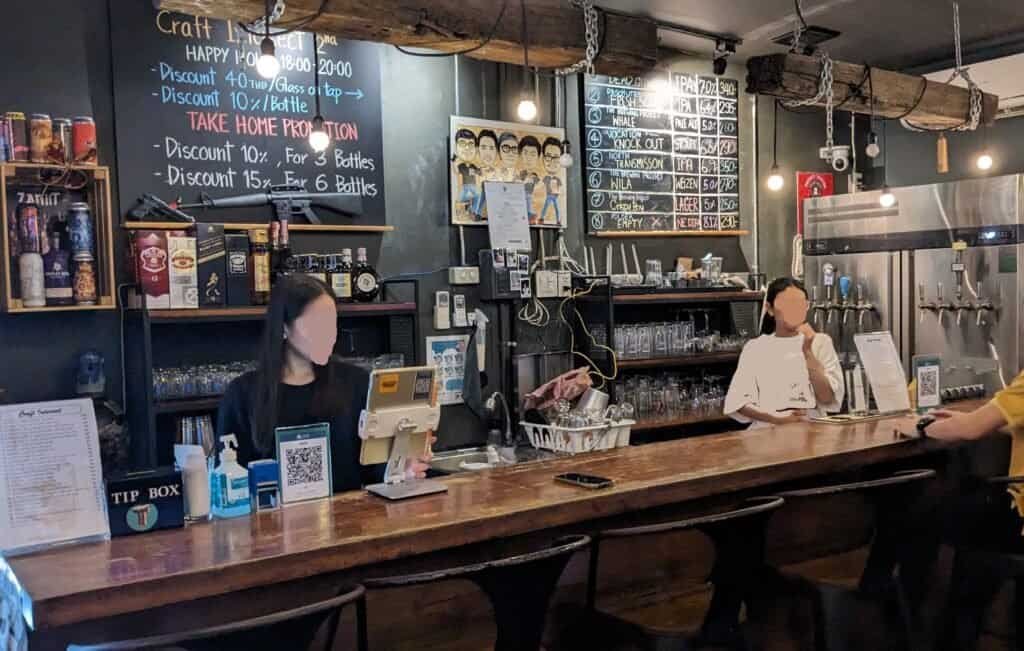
<box><xmin>110</xmin><ymin>2</ymin><xmax>385</xmax><ymax>225</ymax></box>
<box><xmin>582</xmin><ymin>73</ymin><xmax>740</xmax><ymax>234</ymax></box>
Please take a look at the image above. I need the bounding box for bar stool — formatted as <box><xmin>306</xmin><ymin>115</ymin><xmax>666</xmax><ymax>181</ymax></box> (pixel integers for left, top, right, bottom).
<box><xmin>940</xmin><ymin>475</ymin><xmax>1024</xmax><ymax>651</ymax></box>
<box><xmin>364</xmin><ymin>534</ymin><xmax>590</xmax><ymax>651</ymax></box>
<box><xmin>66</xmin><ymin>584</ymin><xmax>368</xmax><ymax>651</ymax></box>
<box><xmin>757</xmin><ymin>468</ymin><xmax>937</xmax><ymax>651</ymax></box>
<box><xmin>582</xmin><ymin>496</ymin><xmax>786</xmax><ymax>651</ymax></box>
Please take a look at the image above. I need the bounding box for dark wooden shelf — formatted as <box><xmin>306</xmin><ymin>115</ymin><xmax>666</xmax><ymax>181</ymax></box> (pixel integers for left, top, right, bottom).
<box><xmin>145</xmin><ymin>301</ymin><xmax>417</xmax><ymax>324</ymax></box>
<box><xmin>611</xmin><ymin>290</ymin><xmax>763</xmax><ymax>305</ymax></box>
<box><xmin>632</xmin><ymin>413</ymin><xmax>733</xmax><ymax>433</ymax></box>
<box><xmin>154</xmin><ymin>397</ymin><xmax>222</xmax><ymax>415</ymax></box>
<box><xmin>618</xmin><ymin>351</ymin><xmax>740</xmax><ymax>370</ymax></box>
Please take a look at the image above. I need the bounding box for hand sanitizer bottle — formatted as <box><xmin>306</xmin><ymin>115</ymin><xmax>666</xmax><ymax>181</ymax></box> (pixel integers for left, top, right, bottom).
<box><xmin>210</xmin><ymin>434</ymin><xmax>251</xmax><ymax>519</ymax></box>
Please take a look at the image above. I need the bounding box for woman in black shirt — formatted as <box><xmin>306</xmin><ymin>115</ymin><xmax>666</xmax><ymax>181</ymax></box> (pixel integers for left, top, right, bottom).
<box><xmin>216</xmin><ymin>274</ymin><xmax>430</xmax><ymax>491</ymax></box>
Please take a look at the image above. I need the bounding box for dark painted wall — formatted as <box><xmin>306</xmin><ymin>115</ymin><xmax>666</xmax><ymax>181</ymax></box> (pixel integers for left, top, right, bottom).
<box><xmin>0</xmin><ymin>0</ymin><xmax>831</xmax><ymax>452</ymax></box>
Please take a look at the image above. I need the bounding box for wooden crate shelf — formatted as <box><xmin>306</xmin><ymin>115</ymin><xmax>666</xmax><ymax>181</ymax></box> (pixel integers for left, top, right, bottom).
<box><xmin>0</xmin><ymin>164</ymin><xmax>117</xmax><ymax>314</ymax></box>
<box><xmin>144</xmin><ymin>301</ymin><xmax>418</xmax><ymax>324</ymax></box>
<box><xmin>617</xmin><ymin>351</ymin><xmax>740</xmax><ymax>370</ymax></box>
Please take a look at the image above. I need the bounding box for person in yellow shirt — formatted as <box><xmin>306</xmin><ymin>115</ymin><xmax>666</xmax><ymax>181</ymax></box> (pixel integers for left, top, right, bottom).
<box><xmin>897</xmin><ymin>372</ymin><xmax>1024</xmax><ymax>650</ymax></box>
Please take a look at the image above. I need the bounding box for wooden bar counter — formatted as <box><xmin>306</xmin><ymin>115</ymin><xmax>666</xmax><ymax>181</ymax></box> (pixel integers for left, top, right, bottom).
<box><xmin>6</xmin><ymin>408</ymin><xmax>976</xmax><ymax>648</ymax></box>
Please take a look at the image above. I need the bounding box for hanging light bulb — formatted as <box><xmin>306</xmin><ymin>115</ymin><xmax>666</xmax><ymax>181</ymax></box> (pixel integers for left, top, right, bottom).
<box><xmin>559</xmin><ymin>140</ymin><xmax>573</xmax><ymax>168</ymax></box>
<box><xmin>879</xmin><ymin>185</ymin><xmax>896</xmax><ymax>208</ymax></box>
<box><xmin>517</xmin><ymin>95</ymin><xmax>537</xmax><ymax>121</ymax></box>
<box><xmin>865</xmin><ymin>132</ymin><xmax>881</xmax><ymax>159</ymax></box>
<box><xmin>977</xmin><ymin>152</ymin><xmax>994</xmax><ymax>171</ymax></box>
<box><xmin>766</xmin><ymin>164</ymin><xmax>784</xmax><ymax>192</ymax></box>
<box><xmin>257</xmin><ymin>36</ymin><xmax>279</xmax><ymax>79</ymax></box>
<box><xmin>308</xmin><ymin>116</ymin><xmax>329</xmax><ymax>152</ymax></box>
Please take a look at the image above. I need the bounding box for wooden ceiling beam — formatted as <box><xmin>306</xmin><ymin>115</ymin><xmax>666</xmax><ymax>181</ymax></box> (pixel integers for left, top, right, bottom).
<box><xmin>157</xmin><ymin>0</ymin><xmax>659</xmax><ymax>75</ymax></box>
<box><xmin>747</xmin><ymin>53</ymin><xmax>999</xmax><ymax>130</ymax></box>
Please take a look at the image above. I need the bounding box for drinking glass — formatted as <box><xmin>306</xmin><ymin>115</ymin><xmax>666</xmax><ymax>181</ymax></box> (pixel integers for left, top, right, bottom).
<box><xmin>614</xmin><ymin>326</ymin><xmax>626</xmax><ymax>360</ymax></box>
<box><xmin>624</xmin><ymin>325</ymin><xmax>639</xmax><ymax>360</ymax></box>
<box><xmin>637</xmin><ymin>324</ymin><xmax>653</xmax><ymax>359</ymax></box>
<box><xmin>653</xmin><ymin>322</ymin><xmax>670</xmax><ymax>358</ymax></box>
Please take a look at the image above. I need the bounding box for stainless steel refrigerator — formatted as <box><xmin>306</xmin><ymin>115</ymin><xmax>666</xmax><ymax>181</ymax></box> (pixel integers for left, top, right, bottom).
<box><xmin>803</xmin><ymin>174</ymin><xmax>1023</xmax><ymax>396</ymax></box>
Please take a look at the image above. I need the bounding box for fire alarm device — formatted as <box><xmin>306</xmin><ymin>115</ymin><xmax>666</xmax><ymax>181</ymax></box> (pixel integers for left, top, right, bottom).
<box><xmin>434</xmin><ymin>291</ymin><xmax>451</xmax><ymax>329</ymax></box>
<box><xmin>452</xmin><ymin>294</ymin><xmax>468</xmax><ymax>327</ymax></box>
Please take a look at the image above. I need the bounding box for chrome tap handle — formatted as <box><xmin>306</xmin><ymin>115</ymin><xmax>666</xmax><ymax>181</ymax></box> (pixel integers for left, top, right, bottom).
<box><xmin>937</xmin><ymin>282</ymin><xmax>944</xmax><ymax>301</ymax></box>
<box><xmin>918</xmin><ymin>282</ymin><xmax>926</xmax><ymax>303</ymax></box>
<box><xmin>977</xmin><ymin>308</ymin><xmax>985</xmax><ymax>327</ymax></box>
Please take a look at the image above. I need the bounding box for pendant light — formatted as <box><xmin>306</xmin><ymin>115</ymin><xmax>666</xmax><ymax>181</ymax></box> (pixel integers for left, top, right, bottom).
<box><xmin>766</xmin><ymin>100</ymin><xmax>784</xmax><ymax>192</ymax></box>
<box><xmin>256</xmin><ymin>0</ymin><xmax>280</xmax><ymax>79</ymax></box>
<box><xmin>976</xmin><ymin>126</ymin><xmax>994</xmax><ymax>170</ymax></box>
<box><xmin>308</xmin><ymin>34</ymin><xmax>329</xmax><ymax>152</ymax></box>
<box><xmin>515</xmin><ymin>0</ymin><xmax>538</xmax><ymax>122</ymax></box>
<box><xmin>878</xmin><ymin>120</ymin><xmax>895</xmax><ymax>208</ymax></box>
<box><xmin>557</xmin><ymin>76</ymin><xmax>573</xmax><ymax>168</ymax></box>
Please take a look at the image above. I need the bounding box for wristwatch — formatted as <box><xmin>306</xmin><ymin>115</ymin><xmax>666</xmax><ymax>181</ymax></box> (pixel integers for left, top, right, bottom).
<box><xmin>916</xmin><ymin>415</ymin><xmax>936</xmax><ymax>438</ymax></box>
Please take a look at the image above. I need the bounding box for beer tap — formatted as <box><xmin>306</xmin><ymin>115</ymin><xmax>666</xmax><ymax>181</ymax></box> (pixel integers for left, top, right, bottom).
<box><xmin>935</xmin><ymin>282</ymin><xmax>952</xmax><ymax>323</ymax></box>
<box><xmin>975</xmin><ymin>280</ymin><xmax>995</xmax><ymax>326</ymax></box>
<box><xmin>855</xmin><ymin>283</ymin><xmax>876</xmax><ymax>330</ymax></box>
<box><xmin>822</xmin><ymin>263</ymin><xmax>837</xmax><ymax>325</ymax></box>
<box><xmin>839</xmin><ymin>276</ymin><xmax>855</xmax><ymax>326</ymax></box>
<box><xmin>918</xmin><ymin>282</ymin><xmax>937</xmax><ymax>323</ymax></box>
<box><xmin>950</xmin><ymin>240</ymin><xmax>972</xmax><ymax>326</ymax></box>
<box><xmin>810</xmin><ymin>285</ymin><xmax>827</xmax><ymax>329</ymax></box>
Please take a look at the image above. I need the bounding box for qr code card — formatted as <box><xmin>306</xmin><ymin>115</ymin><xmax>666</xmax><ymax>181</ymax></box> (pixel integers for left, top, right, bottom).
<box><xmin>276</xmin><ymin>423</ymin><xmax>332</xmax><ymax>504</ymax></box>
<box><xmin>914</xmin><ymin>357</ymin><xmax>941</xmax><ymax>410</ymax></box>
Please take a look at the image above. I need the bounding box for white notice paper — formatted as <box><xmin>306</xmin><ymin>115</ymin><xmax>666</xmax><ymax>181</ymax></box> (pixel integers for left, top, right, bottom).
<box><xmin>854</xmin><ymin>332</ymin><xmax>911</xmax><ymax>414</ymax></box>
<box><xmin>0</xmin><ymin>399</ymin><xmax>110</xmax><ymax>555</ymax></box>
<box><xmin>484</xmin><ymin>181</ymin><xmax>531</xmax><ymax>251</ymax></box>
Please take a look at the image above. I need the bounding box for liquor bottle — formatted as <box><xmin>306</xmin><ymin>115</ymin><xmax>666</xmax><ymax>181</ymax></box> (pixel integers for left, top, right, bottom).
<box><xmin>42</xmin><ymin>233</ymin><xmax>73</xmax><ymax>306</ymax></box>
<box><xmin>338</xmin><ymin>248</ymin><xmax>353</xmax><ymax>302</ymax></box>
<box><xmin>278</xmin><ymin>217</ymin><xmax>292</xmax><ymax>279</ymax></box>
<box><xmin>352</xmin><ymin>247</ymin><xmax>379</xmax><ymax>302</ymax></box>
<box><xmin>269</xmin><ymin>220</ymin><xmax>281</xmax><ymax>283</ymax></box>
<box><xmin>250</xmin><ymin>228</ymin><xmax>270</xmax><ymax>305</ymax></box>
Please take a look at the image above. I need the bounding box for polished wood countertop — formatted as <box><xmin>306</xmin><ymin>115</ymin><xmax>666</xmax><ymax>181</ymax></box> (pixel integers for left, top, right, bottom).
<box><xmin>7</xmin><ymin>406</ymin><xmax>978</xmax><ymax>630</ymax></box>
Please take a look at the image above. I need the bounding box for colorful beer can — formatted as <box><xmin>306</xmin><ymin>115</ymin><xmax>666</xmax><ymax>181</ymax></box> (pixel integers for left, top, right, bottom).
<box><xmin>17</xmin><ymin>202</ymin><xmax>41</xmax><ymax>253</ymax></box>
<box><xmin>73</xmin><ymin>116</ymin><xmax>97</xmax><ymax>165</ymax></box>
<box><xmin>6</xmin><ymin>112</ymin><xmax>28</xmax><ymax>161</ymax></box>
<box><xmin>0</xmin><ymin>116</ymin><xmax>9</xmax><ymax>162</ymax></box>
<box><xmin>67</xmin><ymin>202</ymin><xmax>94</xmax><ymax>260</ymax></box>
<box><xmin>73</xmin><ymin>256</ymin><xmax>98</xmax><ymax>305</ymax></box>
<box><xmin>51</xmin><ymin>118</ymin><xmax>72</xmax><ymax>164</ymax></box>
<box><xmin>29</xmin><ymin>113</ymin><xmax>52</xmax><ymax>164</ymax></box>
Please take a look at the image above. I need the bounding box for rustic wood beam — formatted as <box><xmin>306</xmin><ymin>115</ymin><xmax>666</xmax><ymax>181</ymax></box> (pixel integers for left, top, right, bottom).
<box><xmin>747</xmin><ymin>53</ymin><xmax>998</xmax><ymax>130</ymax></box>
<box><xmin>157</xmin><ymin>0</ymin><xmax>659</xmax><ymax>75</ymax></box>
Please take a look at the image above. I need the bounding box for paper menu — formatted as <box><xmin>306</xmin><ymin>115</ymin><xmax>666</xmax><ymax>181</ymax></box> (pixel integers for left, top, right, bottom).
<box><xmin>853</xmin><ymin>332</ymin><xmax>911</xmax><ymax>414</ymax></box>
<box><xmin>0</xmin><ymin>399</ymin><xmax>110</xmax><ymax>555</ymax></box>
<box><xmin>484</xmin><ymin>181</ymin><xmax>531</xmax><ymax>251</ymax></box>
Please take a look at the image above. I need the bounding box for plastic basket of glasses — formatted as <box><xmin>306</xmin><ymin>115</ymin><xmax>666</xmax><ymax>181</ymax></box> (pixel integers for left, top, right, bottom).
<box><xmin>520</xmin><ymin>403</ymin><xmax>635</xmax><ymax>454</ymax></box>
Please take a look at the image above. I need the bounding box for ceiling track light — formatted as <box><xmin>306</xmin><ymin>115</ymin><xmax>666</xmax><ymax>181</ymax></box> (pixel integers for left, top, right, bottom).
<box><xmin>712</xmin><ymin>39</ymin><xmax>735</xmax><ymax>77</ymax></box>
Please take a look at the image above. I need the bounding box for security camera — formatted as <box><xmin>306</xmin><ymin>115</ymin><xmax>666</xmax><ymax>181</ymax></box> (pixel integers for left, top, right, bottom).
<box><xmin>819</xmin><ymin>145</ymin><xmax>851</xmax><ymax>173</ymax></box>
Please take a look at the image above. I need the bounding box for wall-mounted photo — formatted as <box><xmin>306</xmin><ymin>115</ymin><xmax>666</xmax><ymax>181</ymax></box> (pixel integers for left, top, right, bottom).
<box><xmin>449</xmin><ymin>116</ymin><xmax>567</xmax><ymax>228</ymax></box>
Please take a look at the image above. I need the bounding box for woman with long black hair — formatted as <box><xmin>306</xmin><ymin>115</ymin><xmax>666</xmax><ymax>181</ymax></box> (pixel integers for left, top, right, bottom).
<box><xmin>216</xmin><ymin>274</ymin><xmax>430</xmax><ymax>491</ymax></box>
<box><xmin>724</xmin><ymin>277</ymin><xmax>844</xmax><ymax>428</ymax></box>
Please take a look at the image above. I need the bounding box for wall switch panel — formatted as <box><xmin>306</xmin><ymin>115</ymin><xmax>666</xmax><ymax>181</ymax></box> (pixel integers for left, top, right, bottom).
<box><xmin>448</xmin><ymin>266</ymin><xmax>480</xmax><ymax>285</ymax></box>
<box><xmin>434</xmin><ymin>291</ymin><xmax>451</xmax><ymax>329</ymax></box>
<box><xmin>452</xmin><ymin>294</ymin><xmax>468</xmax><ymax>327</ymax></box>
<box><xmin>535</xmin><ymin>270</ymin><xmax>559</xmax><ymax>298</ymax></box>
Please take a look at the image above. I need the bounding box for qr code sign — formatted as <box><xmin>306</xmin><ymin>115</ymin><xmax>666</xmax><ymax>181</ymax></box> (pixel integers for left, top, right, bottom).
<box><xmin>285</xmin><ymin>446</ymin><xmax>324</xmax><ymax>486</ymax></box>
<box><xmin>918</xmin><ymin>366</ymin><xmax>939</xmax><ymax>405</ymax></box>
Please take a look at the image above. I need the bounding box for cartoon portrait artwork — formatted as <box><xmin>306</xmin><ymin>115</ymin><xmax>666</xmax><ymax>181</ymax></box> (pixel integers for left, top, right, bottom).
<box><xmin>449</xmin><ymin>116</ymin><xmax>567</xmax><ymax>228</ymax></box>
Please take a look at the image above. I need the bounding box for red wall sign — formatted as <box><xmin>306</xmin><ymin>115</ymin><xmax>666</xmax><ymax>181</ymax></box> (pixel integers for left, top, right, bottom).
<box><xmin>796</xmin><ymin>172</ymin><xmax>834</xmax><ymax>235</ymax></box>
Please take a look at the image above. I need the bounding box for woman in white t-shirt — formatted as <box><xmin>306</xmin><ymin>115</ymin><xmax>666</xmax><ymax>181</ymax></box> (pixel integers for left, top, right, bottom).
<box><xmin>724</xmin><ymin>277</ymin><xmax>844</xmax><ymax>428</ymax></box>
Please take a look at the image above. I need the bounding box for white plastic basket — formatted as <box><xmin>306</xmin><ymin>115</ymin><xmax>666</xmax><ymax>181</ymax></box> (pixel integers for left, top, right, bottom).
<box><xmin>520</xmin><ymin>419</ymin><xmax>635</xmax><ymax>454</ymax></box>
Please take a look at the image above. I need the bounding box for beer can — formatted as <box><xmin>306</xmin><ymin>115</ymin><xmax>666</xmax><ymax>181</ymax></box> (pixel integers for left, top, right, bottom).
<box><xmin>67</xmin><ymin>202</ymin><xmax>94</xmax><ymax>260</ymax></box>
<box><xmin>73</xmin><ymin>256</ymin><xmax>98</xmax><ymax>305</ymax></box>
<box><xmin>19</xmin><ymin>252</ymin><xmax>45</xmax><ymax>307</ymax></box>
<box><xmin>29</xmin><ymin>113</ymin><xmax>52</xmax><ymax>164</ymax></box>
<box><xmin>5</xmin><ymin>112</ymin><xmax>28</xmax><ymax>162</ymax></box>
<box><xmin>0</xmin><ymin>116</ymin><xmax>8</xmax><ymax>163</ymax></box>
<box><xmin>73</xmin><ymin>116</ymin><xmax>97</xmax><ymax>165</ymax></box>
<box><xmin>17</xmin><ymin>202</ymin><xmax>41</xmax><ymax>254</ymax></box>
<box><xmin>51</xmin><ymin>118</ymin><xmax>72</xmax><ymax>164</ymax></box>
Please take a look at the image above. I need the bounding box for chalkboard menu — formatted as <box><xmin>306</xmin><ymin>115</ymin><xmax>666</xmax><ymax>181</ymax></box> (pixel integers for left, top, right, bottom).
<box><xmin>110</xmin><ymin>3</ymin><xmax>385</xmax><ymax>225</ymax></box>
<box><xmin>582</xmin><ymin>73</ymin><xmax>741</xmax><ymax>234</ymax></box>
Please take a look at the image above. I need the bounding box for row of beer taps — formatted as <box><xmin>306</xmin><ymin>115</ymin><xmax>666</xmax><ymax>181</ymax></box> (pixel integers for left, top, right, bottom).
<box><xmin>809</xmin><ymin>277</ymin><xmax>877</xmax><ymax>330</ymax></box>
<box><xmin>918</xmin><ymin>281</ymin><xmax>995</xmax><ymax>326</ymax></box>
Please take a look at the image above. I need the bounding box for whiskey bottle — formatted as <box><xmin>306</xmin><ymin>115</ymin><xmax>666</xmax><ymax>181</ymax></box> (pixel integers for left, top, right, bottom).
<box><xmin>338</xmin><ymin>248</ymin><xmax>353</xmax><ymax>302</ymax></box>
<box><xmin>278</xmin><ymin>217</ymin><xmax>292</xmax><ymax>279</ymax></box>
<box><xmin>250</xmin><ymin>228</ymin><xmax>270</xmax><ymax>305</ymax></box>
<box><xmin>352</xmin><ymin>247</ymin><xmax>379</xmax><ymax>302</ymax></box>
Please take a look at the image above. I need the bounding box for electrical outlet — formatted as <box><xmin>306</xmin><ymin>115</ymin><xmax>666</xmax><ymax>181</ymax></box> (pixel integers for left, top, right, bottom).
<box><xmin>556</xmin><ymin>270</ymin><xmax>573</xmax><ymax>297</ymax></box>
<box><xmin>448</xmin><ymin>266</ymin><xmax>480</xmax><ymax>285</ymax></box>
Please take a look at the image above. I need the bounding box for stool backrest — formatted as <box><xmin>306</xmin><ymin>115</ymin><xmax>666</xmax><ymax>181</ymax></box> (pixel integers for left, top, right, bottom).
<box><xmin>364</xmin><ymin>535</ymin><xmax>591</xmax><ymax>588</ymax></box>
<box><xmin>775</xmin><ymin>469</ymin><xmax>936</xmax><ymax>500</ymax></box>
<box><xmin>595</xmin><ymin>496</ymin><xmax>785</xmax><ymax>540</ymax></box>
<box><xmin>67</xmin><ymin>584</ymin><xmax>366</xmax><ymax>651</ymax></box>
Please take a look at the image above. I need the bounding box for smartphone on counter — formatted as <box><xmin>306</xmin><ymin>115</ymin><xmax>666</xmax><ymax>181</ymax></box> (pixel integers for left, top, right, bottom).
<box><xmin>554</xmin><ymin>473</ymin><xmax>614</xmax><ymax>489</ymax></box>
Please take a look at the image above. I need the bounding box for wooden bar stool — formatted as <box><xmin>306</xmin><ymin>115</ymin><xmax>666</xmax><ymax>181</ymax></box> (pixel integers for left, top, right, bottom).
<box><xmin>364</xmin><ymin>534</ymin><xmax>590</xmax><ymax>651</ymax></box>
<box><xmin>757</xmin><ymin>468</ymin><xmax>937</xmax><ymax>651</ymax></box>
<box><xmin>66</xmin><ymin>584</ymin><xmax>368</xmax><ymax>651</ymax></box>
<box><xmin>582</xmin><ymin>496</ymin><xmax>786</xmax><ymax>651</ymax></box>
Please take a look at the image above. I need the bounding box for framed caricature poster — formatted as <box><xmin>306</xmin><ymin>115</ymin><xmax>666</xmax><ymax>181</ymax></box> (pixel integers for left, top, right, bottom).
<box><xmin>449</xmin><ymin>116</ymin><xmax>567</xmax><ymax>228</ymax></box>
